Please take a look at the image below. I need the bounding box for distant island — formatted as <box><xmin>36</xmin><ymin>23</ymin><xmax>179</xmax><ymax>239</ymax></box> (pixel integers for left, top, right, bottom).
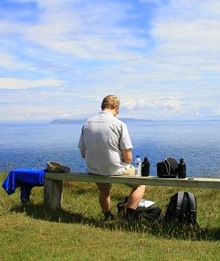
<box><xmin>50</xmin><ymin>119</ymin><xmax>86</xmax><ymax>124</ymax></box>
<box><xmin>49</xmin><ymin>118</ymin><xmax>154</xmax><ymax>124</ymax></box>
<box><xmin>50</xmin><ymin>117</ymin><xmax>220</xmax><ymax>125</ymax></box>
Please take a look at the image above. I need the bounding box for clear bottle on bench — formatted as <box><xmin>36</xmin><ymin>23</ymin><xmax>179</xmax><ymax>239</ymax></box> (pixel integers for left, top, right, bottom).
<box><xmin>134</xmin><ymin>155</ymin><xmax>142</xmax><ymax>176</ymax></box>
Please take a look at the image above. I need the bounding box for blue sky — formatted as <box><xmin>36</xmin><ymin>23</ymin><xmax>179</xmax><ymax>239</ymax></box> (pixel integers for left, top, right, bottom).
<box><xmin>0</xmin><ymin>0</ymin><xmax>220</xmax><ymax>122</ymax></box>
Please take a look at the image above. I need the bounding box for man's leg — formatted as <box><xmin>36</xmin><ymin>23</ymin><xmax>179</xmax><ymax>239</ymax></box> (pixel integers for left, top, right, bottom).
<box><xmin>124</xmin><ymin>185</ymin><xmax>145</xmax><ymax>220</ymax></box>
<box><xmin>98</xmin><ymin>188</ymin><xmax>111</xmax><ymax>212</ymax></box>
<box><xmin>96</xmin><ymin>183</ymin><xmax>115</xmax><ymax>221</ymax></box>
<box><xmin>119</xmin><ymin>165</ymin><xmax>146</xmax><ymax>209</ymax></box>
<box><xmin>127</xmin><ymin>185</ymin><xmax>146</xmax><ymax>209</ymax></box>
<box><xmin>119</xmin><ymin>166</ymin><xmax>146</xmax><ymax>220</ymax></box>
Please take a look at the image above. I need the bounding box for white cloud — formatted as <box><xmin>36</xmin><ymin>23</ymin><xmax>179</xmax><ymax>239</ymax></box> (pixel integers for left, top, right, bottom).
<box><xmin>1</xmin><ymin>1</ymin><xmax>145</xmax><ymax>61</ymax></box>
<box><xmin>0</xmin><ymin>0</ymin><xmax>219</xmax><ymax>121</ymax></box>
<box><xmin>0</xmin><ymin>53</ymin><xmax>26</xmax><ymax>69</ymax></box>
<box><xmin>0</xmin><ymin>78</ymin><xmax>64</xmax><ymax>90</ymax></box>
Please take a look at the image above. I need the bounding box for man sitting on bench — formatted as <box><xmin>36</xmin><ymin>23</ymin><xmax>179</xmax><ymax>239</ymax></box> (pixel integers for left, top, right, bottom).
<box><xmin>78</xmin><ymin>95</ymin><xmax>146</xmax><ymax>221</ymax></box>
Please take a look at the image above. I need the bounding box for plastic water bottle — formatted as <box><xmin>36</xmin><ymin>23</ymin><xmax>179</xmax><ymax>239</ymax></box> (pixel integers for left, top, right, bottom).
<box><xmin>141</xmin><ymin>157</ymin><xmax>150</xmax><ymax>176</ymax></box>
<box><xmin>178</xmin><ymin>158</ymin><xmax>186</xmax><ymax>178</ymax></box>
<box><xmin>135</xmin><ymin>155</ymin><xmax>142</xmax><ymax>176</ymax></box>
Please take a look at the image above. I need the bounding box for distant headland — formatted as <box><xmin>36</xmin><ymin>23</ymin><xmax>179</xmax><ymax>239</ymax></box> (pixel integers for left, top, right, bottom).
<box><xmin>49</xmin><ymin>118</ymin><xmax>154</xmax><ymax>124</ymax></box>
<box><xmin>49</xmin><ymin>117</ymin><xmax>220</xmax><ymax>124</ymax></box>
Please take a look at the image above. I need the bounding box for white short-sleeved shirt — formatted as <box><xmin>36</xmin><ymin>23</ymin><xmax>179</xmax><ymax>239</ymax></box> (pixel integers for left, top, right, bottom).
<box><xmin>78</xmin><ymin>111</ymin><xmax>133</xmax><ymax>176</ymax></box>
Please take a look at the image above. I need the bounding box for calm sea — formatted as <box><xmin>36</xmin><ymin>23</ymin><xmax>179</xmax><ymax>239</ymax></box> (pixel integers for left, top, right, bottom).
<box><xmin>0</xmin><ymin>120</ymin><xmax>220</xmax><ymax>178</ymax></box>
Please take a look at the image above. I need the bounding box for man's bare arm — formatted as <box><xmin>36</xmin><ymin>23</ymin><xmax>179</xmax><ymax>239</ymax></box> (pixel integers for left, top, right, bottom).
<box><xmin>122</xmin><ymin>149</ymin><xmax>132</xmax><ymax>163</ymax></box>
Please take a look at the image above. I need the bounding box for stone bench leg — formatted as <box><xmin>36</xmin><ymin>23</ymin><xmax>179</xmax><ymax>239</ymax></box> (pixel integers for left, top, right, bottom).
<box><xmin>44</xmin><ymin>179</ymin><xmax>63</xmax><ymax>210</ymax></box>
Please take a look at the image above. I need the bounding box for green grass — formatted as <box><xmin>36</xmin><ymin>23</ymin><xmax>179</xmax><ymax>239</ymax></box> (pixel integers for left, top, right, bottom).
<box><xmin>0</xmin><ymin>173</ymin><xmax>220</xmax><ymax>260</ymax></box>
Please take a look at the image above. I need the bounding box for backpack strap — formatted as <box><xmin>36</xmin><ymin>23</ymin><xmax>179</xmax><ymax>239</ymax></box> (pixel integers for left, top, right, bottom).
<box><xmin>187</xmin><ymin>192</ymin><xmax>196</xmax><ymax>211</ymax></box>
<box><xmin>175</xmin><ymin>191</ymin><xmax>185</xmax><ymax>216</ymax></box>
<box><xmin>186</xmin><ymin>192</ymin><xmax>197</xmax><ymax>216</ymax></box>
<box><xmin>164</xmin><ymin>158</ymin><xmax>170</xmax><ymax>174</ymax></box>
<box><xmin>186</xmin><ymin>192</ymin><xmax>197</xmax><ymax>225</ymax></box>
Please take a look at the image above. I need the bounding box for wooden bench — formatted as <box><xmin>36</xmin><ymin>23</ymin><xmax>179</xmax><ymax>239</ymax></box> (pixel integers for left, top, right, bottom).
<box><xmin>43</xmin><ymin>172</ymin><xmax>220</xmax><ymax>210</ymax></box>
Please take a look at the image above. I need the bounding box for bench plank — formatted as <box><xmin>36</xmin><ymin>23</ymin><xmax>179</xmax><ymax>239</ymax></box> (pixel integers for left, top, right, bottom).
<box><xmin>44</xmin><ymin>173</ymin><xmax>220</xmax><ymax>210</ymax></box>
<box><xmin>44</xmin><ymin>172</ymin><xmax>220</xmax><ymax>189</ymax></box>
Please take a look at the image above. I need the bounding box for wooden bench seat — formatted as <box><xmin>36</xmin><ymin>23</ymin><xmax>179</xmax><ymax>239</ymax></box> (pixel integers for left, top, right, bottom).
<box><xmin>43</xmin><ymin>172</ymin><xmax>220</xmax><ymax>210</ymax></box>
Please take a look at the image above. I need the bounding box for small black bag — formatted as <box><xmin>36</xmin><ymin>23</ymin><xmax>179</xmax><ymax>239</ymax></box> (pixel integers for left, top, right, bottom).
<box><xmin>164</xmin><ymin>191</ymin><xmax>197</xmax><ymax>225</ymax></box>
<box><xmin>157</xmin><ymin>157</ymin><xmax>178</xmax><ymax>178</ymax></box>
<box><xmin>117</xmin><ymin>196</ymin><xmax>162</xmax><ymax>222</ymax></box>
<box><xmin>136</xmin><ymin>205</ymin><xmax>162</xmax><ymax>222</ymax></box>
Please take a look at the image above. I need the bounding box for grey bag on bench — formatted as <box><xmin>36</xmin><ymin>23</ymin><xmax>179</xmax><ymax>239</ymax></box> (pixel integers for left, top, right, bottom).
<box><xmin>46</xmin><ymin>161</ymin><xmax>71</xmax><ymax>173</ymax></box>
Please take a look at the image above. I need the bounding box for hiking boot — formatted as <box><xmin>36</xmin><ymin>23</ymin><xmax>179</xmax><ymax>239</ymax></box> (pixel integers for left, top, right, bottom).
<box><xmin>104</xmin><ymin>211</ymin><xmax>116</xmax><ymax>221</ymax></box>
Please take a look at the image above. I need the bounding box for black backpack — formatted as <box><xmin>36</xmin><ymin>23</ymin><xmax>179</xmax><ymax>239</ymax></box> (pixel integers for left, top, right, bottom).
<box><xmin>164</xmin><ymin>191</ymin><xmax>197</xmax><ymax>225</ymax></box>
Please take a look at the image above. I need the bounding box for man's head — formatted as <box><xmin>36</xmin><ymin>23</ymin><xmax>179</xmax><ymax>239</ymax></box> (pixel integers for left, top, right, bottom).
<box><xmin>101</xmin><ymin>95</ymin><xmax>120</xmax><ymax>116</ymax></box>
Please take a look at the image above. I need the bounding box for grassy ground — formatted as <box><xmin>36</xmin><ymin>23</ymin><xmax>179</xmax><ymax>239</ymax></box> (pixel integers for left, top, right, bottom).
<box><xmin>0</xmin><ymin>173</ymin><xmax>220</xmax><ymax>261</ymax></box>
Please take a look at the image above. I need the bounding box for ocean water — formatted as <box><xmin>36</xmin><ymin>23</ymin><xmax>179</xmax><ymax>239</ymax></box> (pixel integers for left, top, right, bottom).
<box><xmin>0</xmin><ymin>120</ymin><xmax>220</xmax><ymax>178</ymax></box>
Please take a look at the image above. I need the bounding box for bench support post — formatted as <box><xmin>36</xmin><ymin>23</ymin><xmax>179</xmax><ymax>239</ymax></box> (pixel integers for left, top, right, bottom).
<box><xmin>44</xmin><ymin>179</ymin><xmax>63</xmax><ymax>210</ymax></box>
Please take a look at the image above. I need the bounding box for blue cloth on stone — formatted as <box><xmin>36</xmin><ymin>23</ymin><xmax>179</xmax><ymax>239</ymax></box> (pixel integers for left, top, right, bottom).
<box><xmin>2</xmin><ymin>169</ymin><xmax>45</xmax><ymax>195</ymax></box>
